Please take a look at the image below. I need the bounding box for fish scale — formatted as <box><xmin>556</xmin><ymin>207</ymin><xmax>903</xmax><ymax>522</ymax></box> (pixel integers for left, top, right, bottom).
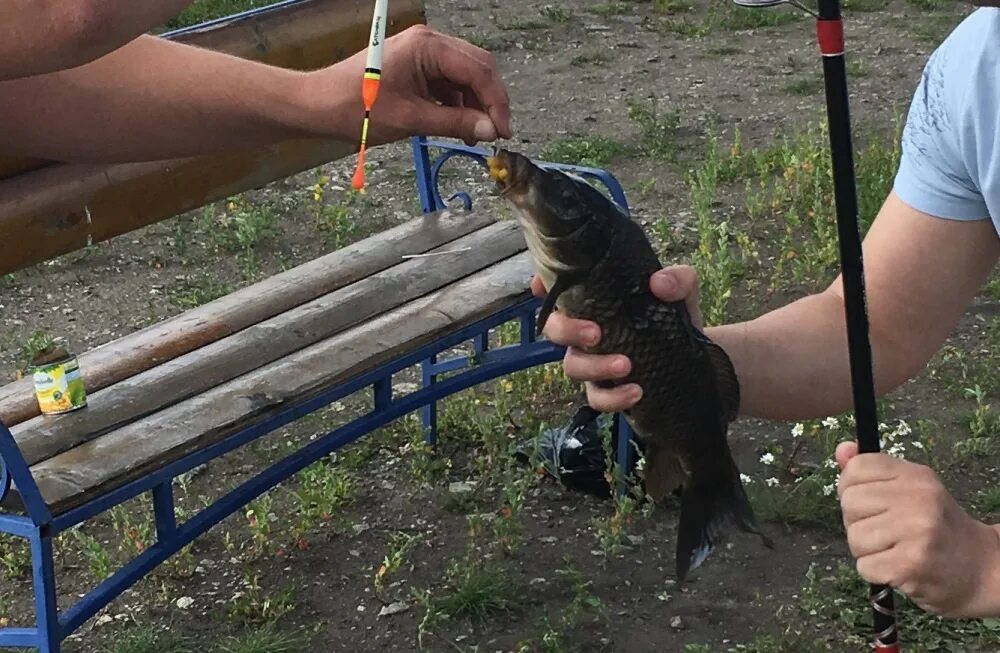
<box><xmin>487</xmin><ymin>148</ymin><xmax>773</xmax><ymax>582</ymax></box>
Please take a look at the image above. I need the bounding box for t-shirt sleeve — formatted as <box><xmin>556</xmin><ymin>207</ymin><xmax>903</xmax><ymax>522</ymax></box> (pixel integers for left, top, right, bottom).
<box><xmin>893</xmin><ymin>42</ymin><xmax>990</xmax><ymax>220</ymax></box>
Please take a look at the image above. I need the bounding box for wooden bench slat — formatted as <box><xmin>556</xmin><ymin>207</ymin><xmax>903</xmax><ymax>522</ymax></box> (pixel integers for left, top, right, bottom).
<box><xmin>0</xmin><ymin>209</ymin><xmax>497</xmax><ymax>427</ymax></box>
<box><xmin>12</xmin><ymin>218</ymin><xmax>525</xmax><ymax>466</ymax></box>
<box><xmin>28</xmin><ymin>252</ymin><xmax>534</xmax><ymax>514</ymax></box>
<box><xmin>0</xmin><ymin>0</ymin><xmax>427</xmax><ymax>277</ymax></box>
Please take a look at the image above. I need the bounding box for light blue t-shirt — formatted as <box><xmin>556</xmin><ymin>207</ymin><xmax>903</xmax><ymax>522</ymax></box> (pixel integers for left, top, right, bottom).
<box><xmin>894</xmin><ymin>7</ymin><xmax>1000</xmax><ymax>229</ymax></box>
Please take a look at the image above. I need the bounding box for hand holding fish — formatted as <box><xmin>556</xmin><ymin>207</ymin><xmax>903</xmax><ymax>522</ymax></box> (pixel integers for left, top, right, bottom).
<box><xmin>836</xmin><ymin>441</ymin><xmax>1000</xmax><ymax>618</ymax></box>
<box><xmin>531</xmin><ymin>264</ymin><xmax>705</xmax><ymax>412</ymax></box>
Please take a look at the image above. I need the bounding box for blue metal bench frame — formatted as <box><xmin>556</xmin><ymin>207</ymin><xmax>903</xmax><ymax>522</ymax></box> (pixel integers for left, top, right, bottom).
<box><xmin>0</xmin><ymin>95</ymin><xmax>634</xmax><ymax>653</ymax></box>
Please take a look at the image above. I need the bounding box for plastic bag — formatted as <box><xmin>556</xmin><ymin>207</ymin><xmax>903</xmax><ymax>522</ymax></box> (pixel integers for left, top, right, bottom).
<box><xmin>514</xmin><ymin>404</ymin><xmax>639</xmax><ymax>498</ymax></box>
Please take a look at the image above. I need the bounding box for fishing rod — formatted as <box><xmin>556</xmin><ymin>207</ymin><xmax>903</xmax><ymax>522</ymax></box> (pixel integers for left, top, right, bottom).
<box><xmin>730</xmin><ymin>0</ymin><xmax>899</xmax><ymax>650</ymax></box>
<box><xmin>352</xmin><ymin>0</ymin><xmax>389</xmax><ymax>192</ymax></box>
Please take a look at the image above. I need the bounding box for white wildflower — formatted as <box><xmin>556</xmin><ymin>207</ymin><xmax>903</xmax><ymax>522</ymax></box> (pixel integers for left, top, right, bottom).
<box><xmin>887</xmin><ymin>443</ymin><xmax>906</xmax><ymax>458</ymax></box>
<box><xmin>912</xmin><ymin>441</ymin><xmax>925</xmax><ymax>450</ymax></box>
<box><xmin>822</xmin><ymin>483</ymin><xmax>836</xmax><ymax>496</ymax></box>
<box><xmin>825</xmin><ymin>458</ymin><xmax>839</xmax><ymax>469</ymax></box>
<box><xmin>821</xmin><ymin>416</ymin><xmax>839</xmax><ymax>429</ymax></box>
<box><xmin>893</xmin><ymin>420</ymin><xmax>912</xmax><ymax>438</ymax></box>
<box><xmin>765</xmin><ymin>477</ymin><xmax>780</xmax><ymax>488</ymax></box>
<box><xmin>740</xmin><ymin>473</ymin><xmax>753</xmax><ymax>484</ymax></box>
<box><xmin>791</xmin><ymin>423</ymin><xmax>805</xmax><ymax>438</ymax></box>
<box><xmin>760</xmin><ymin>452</ymin><xmax>775</xmax><ymax>465</ymax></box>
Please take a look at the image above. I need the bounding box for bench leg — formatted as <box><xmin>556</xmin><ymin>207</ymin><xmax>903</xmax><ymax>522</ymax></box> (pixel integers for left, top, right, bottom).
<box><xmin>421</xmin><ymin>355</ymin><xmax>438</xmax><ymax>447</ymax></box>
<box><xmin>30</xmin><ymin>528</ymin><xmax>60</xmax><ymax>653</ymax></box>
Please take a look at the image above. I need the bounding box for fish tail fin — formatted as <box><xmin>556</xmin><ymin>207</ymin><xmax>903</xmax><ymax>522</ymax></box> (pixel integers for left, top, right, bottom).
<box><xmin>675</xmin><ymin>453</ymin><xmax>772</xmax><ymax>583</ymax></box>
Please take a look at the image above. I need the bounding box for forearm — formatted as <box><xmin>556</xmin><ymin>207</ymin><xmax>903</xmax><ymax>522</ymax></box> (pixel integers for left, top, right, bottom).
<box><xmin>0</xmin><ymin>35</ymin><xmax>350</xmax><ymax>163</ymax></box>
<box><xmin>707</xmin><ymin>289</ymin><xmax>896</xmax><ymax>420</ymax></box>
<box><xmin>0</xmin><ymin>0</ymin><xmax>195</xmax><ymax>80</ymax></box>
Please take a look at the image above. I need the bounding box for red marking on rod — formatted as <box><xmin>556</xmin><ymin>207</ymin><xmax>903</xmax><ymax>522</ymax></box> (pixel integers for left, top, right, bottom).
<box><xmin>873</xmin><ymin>644</ymin><xmax>900</xmax><ymax>653</ymax></box>
<box><xmin>816</xmin><ymin>18</ymin><xmax>845</xmax><ymax>57</ymax></box>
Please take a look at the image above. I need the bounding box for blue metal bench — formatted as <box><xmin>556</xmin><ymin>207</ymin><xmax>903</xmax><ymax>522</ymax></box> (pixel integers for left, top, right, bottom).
<box><xmin>0</xmin><ymin>135</ymin><xmax>634</xmax><ymax>653</ymax></box>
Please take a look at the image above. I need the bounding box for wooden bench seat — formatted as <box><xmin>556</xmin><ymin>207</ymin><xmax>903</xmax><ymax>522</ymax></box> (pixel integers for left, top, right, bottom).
<box><xmin>2</xmin><ymin>209</ymin><xmax>532</xmax><ymax>514</ymax></box>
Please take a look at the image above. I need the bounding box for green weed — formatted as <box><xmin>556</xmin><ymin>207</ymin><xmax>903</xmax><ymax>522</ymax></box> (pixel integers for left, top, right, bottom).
<box><xmin>627</xmin><ymin>99</ymin><xmax>682</xmax><ymax>161</ymax></box>
<box><xmin>843</xmin><ymin>0</ymin><xmax>890</xmax><ymax>10</ymax></box>
<box><xmin>905</xmin><ymin>0</ymin><xmax>949</xmax><ymax>9</ymax></box>
<box><xmin>570</xmin><ymin>51</ymin><xmax>610</xmax><ymax>66</ymax></box>
<box><xmin>214</xmin><ymin>628</ymin><xmax>306</xmax><ymax>653</ymax></box>
<box><xmin>515</xmin><ymin>560</ymin><xmax>605</xmax><ymax>653</ymax></box>
<box><xmin>170</xmin><ymin>275</ymin><xmax>234</xmax><ymax>309</ymax></box>
<box><xmin>162</xmin><ymin>0</ymin><xmax>274</xmax><ymax>30</ymax></box>
<box><xmin>653</xmin><ymin>0</ymin><xmax>692</xmax><ymax>14</ymax></box>
<box><xmin>228</xmin><ymin>571</ymin><xmax>297</xmax><ymax>625</ymax></box>
<box><xmin>588</xmin><ymin>2</ymin><xmax>627</xmax><ymax>17</ymax></box>
<box><xmin>288</xmin><ymin>458</ymin><xmax>352</xmax><ymax>545</ymax></box>
<box><xmin>540</xmin><ymin>5</ymin><xmax>572</xmax><ymax>22</ymax></box>
<box><xmin>67</xmin><ymin>527</ymin><xmax>113</xmax><ymax>580</ymax></box>
<box><xmin>375</xmin><ymin>531</ymin><xmax>421</xmax><ymax>599</ymax></box>
<box><xmin>719</xmin><ymin>4</ymin><xmax>800</xmax><ymax>30</ymax></box>
<box><xmin>0</xmin><ymin>533</ymin><xmax>30</xmax><ymax>578</ymax></box>
<box><xmin>801</xmin><ymin>561</ymin><xmax>1000</xmax><ymax>649</ymax></box>
<box><xmin>310</xmin><ymin>175</ymin><xmax>360</xmax><ymax>249</ymax></box>
<box><xmin>541</xmin><ymin>136</ymin><xmax>626</xmax><ymax>168</ymax></box>
<box><xmin>974</xmin><ymin>487</ymin><xmax>1000</xmax><ymax>515</ymax></box>
<box><xmin>110</xmin><ymin>626</ymin><xmax>192</xmax><ymax>653</ymax></box>
<box><xmin>785</xmin><ymin>77</ymin><xmax>822</xmax><ymax>96</ymax></box>
<box><xmin>417</xmin><ymin>555</ymin><xmax>519</xmax><ymax>642</ymax></box>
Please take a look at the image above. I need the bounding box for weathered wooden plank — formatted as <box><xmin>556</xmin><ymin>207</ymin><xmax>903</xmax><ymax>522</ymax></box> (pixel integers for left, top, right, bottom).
<box><xmin>13</xmin><ymin>220</ymin><xmax>526</xmax><ymax>465</ymax></box>
<box><xmin>0</xmin><ymin>0</ymin><xmax>427</xmax><ymax>182</ymax></box>
<box><xmin>0</xmin><ymin>209</ymin><xmax>499</xmax><ymax>427</ymax></box>
<box><xmin>28</xmin><ymin>252</ymin><xmax>535</xmax><ymax>513</ymax></box>
<box><xmin>0</xmin><ymin>0</ymin><xmax>427</xmax><ymax>276</ymax></box>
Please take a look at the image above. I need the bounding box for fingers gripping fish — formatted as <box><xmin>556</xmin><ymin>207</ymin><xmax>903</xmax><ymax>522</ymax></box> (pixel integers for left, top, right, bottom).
<box><xmin>486</xmin><ymin>148</ymin><xmax>773</xmax><ymax>582</ymax></box>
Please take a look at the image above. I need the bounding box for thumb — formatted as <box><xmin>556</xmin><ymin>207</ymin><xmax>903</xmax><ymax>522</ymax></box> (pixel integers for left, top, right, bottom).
<box><xmin>835</xmin><ymin>440</ymin><xmax>859</xmax><ymax>471</ymax></box>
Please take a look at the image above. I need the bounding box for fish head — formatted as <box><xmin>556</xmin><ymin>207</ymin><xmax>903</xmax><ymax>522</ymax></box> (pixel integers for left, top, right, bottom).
<box><xmin>487</xmin><ymin>148</ymin><xmax>618</xmax><ymax>281</ymax></box>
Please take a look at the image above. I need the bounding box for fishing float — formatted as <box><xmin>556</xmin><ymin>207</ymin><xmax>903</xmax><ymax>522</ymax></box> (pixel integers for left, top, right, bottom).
<box><xmin>352</xmin><ymin>0</ymin><xmax>389</xmax><ymax>192</ymax></box>
<box><xmin>731</xmin><ymin>0</ymin><xmax>900</xmax><ymax>650</ymax></box>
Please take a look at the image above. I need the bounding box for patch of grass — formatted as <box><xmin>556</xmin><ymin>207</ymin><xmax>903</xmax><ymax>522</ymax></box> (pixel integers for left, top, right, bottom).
<box><xmin>162</xmin><ymin>0</ymin><xmax>274</xmax><ymax>30</ymax></box>
<box><xmin>514</xmin><ymin>560</ymin><xmax>606</xmax><ymax>652</ymax></box>
<box><xmin>214</xmin><ymin>628</ymin><xmax>306</xmax><ymax>653</ymax></box>
<box><xmin>570</xmin><ymin>51</ymin><xmax>610</xmax><ymax>66</ymax></box>
<box><xmin>110</xmin><ymin>626</ymin><xmax>192</xmax><ymax>653</ymax></box>
<box><xmin>309</xmin><ymin>176</ymin><xmax>361</xmax><ymax>249</ymax></box>
<box><xmin>686</xmin><ymin>130</ymin><xmax>758</xmax><ymax>325</ymax></box>
<box><xmin>653</xmin><ymin>0</ymin><xmax>692</xmax><ymax>14</ymax></box>
<box><xmin>974</xmin><ymin>487</ymin><xmax>1000</xmax><ymax>515</ymax></box>
<box><xmin>540</xmin><ymin>136</ymin><xmax>626</xmax><ymax>168</ymax></box>
<box><xmin>843</xmin><ymin>0</ymin><xmax>890</xmax><ymax>10</ymax></box>
<box><xmin>497</xmin><ymin>17</ymin><xmax>549</xmax><ymax>31</ymax></box>
<box><xmin>719</xmin><ymin>5</ymin><xmax>800</xmax><ymax>30</ymax></box>
<box><xmin>540</xmin><ymin>5</ymin><xmax>572</xmax><ymax>22</ymax></box>
<box><xmin>170</xmin><ymin>275</ymin><xmax>233</xmax><ymax>309</ymax></box>
<box><xmin>847</xmin><ymin>59</ymin><xmax>868</xmax><ymax>77</ymax></box>
<box><xmin>228</xmin><ymin>571</ymin><xmax>298</xmax><ymax>625</ymax></box>
<box><xmin>0</xmin><ymin>533</ymin><xmax>30</xmax><ymax>578</ymax></box>
<box><xmin>905</xmin><ymin>0</ymin><xmax>949</xmax><ymax>9</ymax></box>
<box><xmin>288</xmin><ymin>458</ymin><xmax>352</xmax><ymax>544</ymax></box>
<box><xmin>627</xmin><ymin>99</ymin><xmax>682</xmax><ymax>161</ymax></box>
<box><xmin>417</xmin><ymin>557</ymin><xmax>519</xmax><ymax>638</ymax></box>
<box><xmin>784</xmin><ymin>77</ymin><xmax>822</xmax><ymax>96</ymax></box>
<box><xmin>588</xmin><ymin>2</ymin><xmax>627</xmax><ymax>17</ymax></box>
<box><xmin>802</xmin><ymin>561</ymin><xmax>1000</xmax><ymax>650</ymax></box>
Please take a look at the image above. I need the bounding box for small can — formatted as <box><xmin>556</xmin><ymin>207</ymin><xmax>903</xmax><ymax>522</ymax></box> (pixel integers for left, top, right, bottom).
<box><xmin>31</xmin><ymin>346</ymin><xmax>87</xmax><ymax>415</ymax></box>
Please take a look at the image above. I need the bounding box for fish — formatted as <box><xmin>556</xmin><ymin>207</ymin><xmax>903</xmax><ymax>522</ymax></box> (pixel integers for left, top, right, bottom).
<box><xmin>486</xmin><ymin>147</ymin><xmax>772</xmax><ymax>582</ymax></box>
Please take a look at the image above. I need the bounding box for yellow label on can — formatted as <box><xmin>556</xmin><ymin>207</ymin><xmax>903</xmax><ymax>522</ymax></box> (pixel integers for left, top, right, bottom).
<box><xmin>32</xmin><ymin>356</ymin><xmax>87</xmax><ymax>415</ymax></box>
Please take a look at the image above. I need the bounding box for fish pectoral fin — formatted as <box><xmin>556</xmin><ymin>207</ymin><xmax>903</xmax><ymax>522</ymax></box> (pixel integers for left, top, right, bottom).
<box><xmin>705</xmin><ymin>341</ymin><xmax>741</xmax><ymax>425</ymax></box>
<box><xmin>640</xmin><ymin>446</ymin><xmax>685</xmax><ymax>502</ymax></box>
<box><xmin>536</xmin><ymin>274</ymin><xmax>579</xmax><ymax>336</ymax></box>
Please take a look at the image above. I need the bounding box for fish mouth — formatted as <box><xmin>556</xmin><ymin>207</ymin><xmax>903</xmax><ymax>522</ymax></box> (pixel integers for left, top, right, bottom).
<box><xmin>486</xmin><ymin>147</ymin><xmax>527</xmax><ymax>199</ymax></box>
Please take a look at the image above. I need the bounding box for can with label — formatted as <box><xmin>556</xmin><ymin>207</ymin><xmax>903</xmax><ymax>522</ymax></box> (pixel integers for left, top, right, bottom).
<box><xmin>31</xmin><ymin>346</ymin><xmax>87</xmax><ymax>415</ymax></box>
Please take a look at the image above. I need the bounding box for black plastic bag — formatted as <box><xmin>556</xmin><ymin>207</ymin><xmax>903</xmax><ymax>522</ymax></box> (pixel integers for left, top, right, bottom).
<box><xmin>514</xmin><ymin>404</ymin><xmax>640</xmax><ymax>498</ymax></box>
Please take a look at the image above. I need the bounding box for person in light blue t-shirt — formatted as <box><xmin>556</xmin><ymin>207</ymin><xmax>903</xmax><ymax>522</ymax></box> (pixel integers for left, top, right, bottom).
<box><xmin>537</xmin><ymin>3</ymin><xmax>1000</xmax><ymax>620</ymax></box>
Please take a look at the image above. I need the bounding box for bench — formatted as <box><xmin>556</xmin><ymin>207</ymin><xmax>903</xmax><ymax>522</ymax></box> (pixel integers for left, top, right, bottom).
<box><xmin>0</xmin><ymin>3</ymin><xmax>635</xmax><ymax>651</ymax></box>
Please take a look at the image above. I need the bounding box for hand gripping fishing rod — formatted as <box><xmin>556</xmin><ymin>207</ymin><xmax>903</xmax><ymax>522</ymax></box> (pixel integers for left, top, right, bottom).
<box><xmin>731</xmin><ymin>0</ymin><xmax>899</xmax><ymax>650</ymax></box>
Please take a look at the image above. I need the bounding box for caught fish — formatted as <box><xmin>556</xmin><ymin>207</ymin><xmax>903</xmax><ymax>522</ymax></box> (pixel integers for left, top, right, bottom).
<box><xmin>486</xmin><ymin>148</ymin><xmax>772</xmax><ymax>581</ymax></box>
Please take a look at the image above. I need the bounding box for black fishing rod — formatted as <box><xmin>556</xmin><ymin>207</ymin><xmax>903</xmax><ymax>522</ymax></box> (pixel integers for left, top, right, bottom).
<box><xmin>730</xmin><ymin>0</ymin><xmax>899</xmax><ymax>650</ymax></box>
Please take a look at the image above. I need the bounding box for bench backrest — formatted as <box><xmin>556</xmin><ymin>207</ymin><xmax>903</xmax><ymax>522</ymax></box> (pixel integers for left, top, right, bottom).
<box><xmin>0</xmin><ymin>0</ymin><xmax>427</xmax><ymax>276</ymax></box>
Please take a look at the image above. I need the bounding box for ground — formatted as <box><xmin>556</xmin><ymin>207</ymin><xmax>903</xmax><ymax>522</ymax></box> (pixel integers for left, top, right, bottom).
<box><xmin>2</xmin><ymin>1</ymin><xmax>1000</xmax><ymax>652</ymax></box>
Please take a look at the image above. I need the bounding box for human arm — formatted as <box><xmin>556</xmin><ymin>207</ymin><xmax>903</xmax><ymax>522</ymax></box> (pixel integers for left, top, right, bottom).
<box><xmin>0</xmin><ymin>25</ymin><xmax>511</xmax><ymax>163</ymax></box>
<box><xmin>0</xmin><ymin>0</ymin><xmax>195</xmax><ymax>80</ymax></box>
<box><xmin>535</xmin><ymin>190</ymin><xmax>1000</xmax><ymax>420</ymax></box>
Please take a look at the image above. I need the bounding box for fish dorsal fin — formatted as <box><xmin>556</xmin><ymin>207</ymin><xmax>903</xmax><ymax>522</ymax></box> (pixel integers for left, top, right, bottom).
<box><xmin>704</xmin><ymin>341</ymin><xmax>741</xmax><ymax>425</ymax></box>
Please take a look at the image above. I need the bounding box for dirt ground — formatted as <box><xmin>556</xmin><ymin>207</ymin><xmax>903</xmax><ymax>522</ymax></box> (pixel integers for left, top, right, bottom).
<box><xmin>3</xmin><ymin>1</ymin><xmax>998</xmax><ymax>652</ymax></box>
